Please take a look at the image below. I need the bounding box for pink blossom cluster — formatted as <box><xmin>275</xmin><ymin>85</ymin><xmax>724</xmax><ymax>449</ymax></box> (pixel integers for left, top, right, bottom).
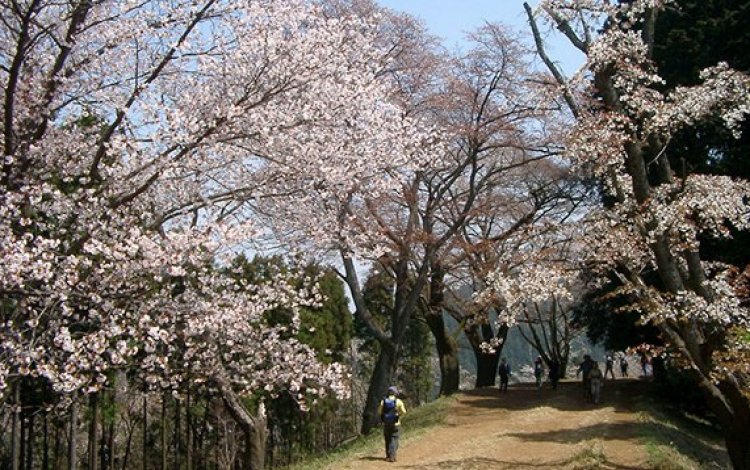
<box><xmin>0</xmin><ymin>0</ymin><xmax>424</xmax><ymax>405</ymax></box>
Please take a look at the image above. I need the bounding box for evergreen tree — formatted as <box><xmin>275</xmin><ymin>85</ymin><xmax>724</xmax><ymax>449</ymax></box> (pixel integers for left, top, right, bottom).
<box><xmin>354</xmin><ymin>269</ymin><xmax>434</xmax><ymax>405</ymax></box>
<box><xmin>227</xmin><ymin>255</ymin><xmax>354</xmax><ymax>464</ymax></box>
<box><xmin>654</xmin><ymin>0</ymin><xmax>750</xmax><ymax>180</ymax></box>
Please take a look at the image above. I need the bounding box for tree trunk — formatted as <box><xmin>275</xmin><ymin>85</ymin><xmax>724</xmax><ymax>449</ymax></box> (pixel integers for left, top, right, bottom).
<box><xmin>342</xmin><ymin>251</ymin><xmax>430</xmax><ymax>435</ymax></box>
<box><xmin>424</xmin><ymin>312</ymin><xmax>460</xmax><ymax>395</ymax></box>
<box><xmin>196</xmin><ymin>401</ymin><xmax>210</xmax><ymax>470</ymax></box>
<box><xmin>173</xmin><ymin>398</ymin><xmax>181</xmax><ymax>470</ymax></box>
<box><xmin>26</xmin><ymin>412</ymin><xmax>34</xmax><ymax>470</ymax></box>
<box><xmin>121</xmin><ymin>417</ymin><xmax>134</xmax><ymax>470</ymax></box>
<box><xmin>142</xmin><ymin>395</ymin><xmax>147</xmax><ymax>470</ymax></box>
<box><xmin>423</xmin><ymin>265</ymin><xmax>460</xmax><ymax>395</ymax></box>
<box><xmin>19</xmin><ymin>406</ymin><xmax>26</xmax><ymax>470</ymax></box>
<box><xmin>160</xmin><ymin>393</ymin><xmax>167</xmax><ymax>470</ymax></box>
<box><xmin>88</xmin><ymin>393</ymin><xmax>98</xmax><ymax>470</ymax></box>
<box><xmin>102</xmin><ymin>419</ymin><xmax>114</xmax><ymax>470</ymax></box>
<box><xmin>43</xmin><ymin>412</ymin><xmax>49</xmax><ymax>470</ymax></box>
<box><xmin>215</xmin><ymin>373</ymin><xmax>267</xmax><ymax>470</ymax></box>
<box><xmin>719</xmin><ymin>379</ymin><xmax>750</xmax><ymax>470</ymax></box>
<box><xmin>186</xmin><ymin>386</ymin><xmax>192</xmax><ymax>470</ymax></box>
<box><xmin>725</xmin><ymin>416</ymin><xmax>750</xmax><ymax>470</ymax></box>
<box><xmin>361</xmin><ymin>342</ymin><xmax>399</xmax><ymax>434</ymax></box>
<box><xmin>466</xmin><ymin>323</ymin><xmax>509</xmax><ymax>388</ymax></box>
<box><xmin>11</xmin><ymin>384</ymin><xmax>20</xmax><ymax>470</ymax></box>
<box><xmin>475</xmin><ymin>350</ymin><xmax>500</xmax><ymax>388</ymax></box>
<box><xmin>69</xmin><ymin>398</ymin><xmax>78</xmax><ymax>470</ymax></box>
<box><xmin>53</xmin><ymin>416</ymin><xmax>61</xmax><ymax>470</ymax></box>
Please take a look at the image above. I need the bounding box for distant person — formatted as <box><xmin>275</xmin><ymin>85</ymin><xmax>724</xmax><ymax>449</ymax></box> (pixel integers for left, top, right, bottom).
<box><xmin>378</xmin><ymin>386</ymin><xmax>407</xmax><ymax>462</ymax></box>
<box><xmin>498</xmin><ymin>358</ymin><xmax>511</xmax><ymax>393</ymax></box>
<box><xmin>534</xmin><ymin>356</ymin><xmax>544</xmax><ymax>390</ymax></box>
<box><xmin>620</xmin><ymin>356</ymin><xmax>629</xmax><ymax>377</ymax></box>
<box><xmin>604</xmin><ymin>355</ymin><xmax>616</xmax><ymax>380</ymax></box>
<box><xmin>576</xmin><ymin>354</ymin><xmax>594</xmax><ymax>398</ymax></box>
<box><xmin>548</xmin><ymin>358</ymin><xmax>560</xmax><ymax>390</ymax></box>
<box><xmin>589</xmin><ymin>361</ymin><xmax>604</xmax><ymax>404</ymax></box>
<box><xmin>640</xmin><ymin>353</ymin><xmax>650</xmax><ymax>377</ymax></box>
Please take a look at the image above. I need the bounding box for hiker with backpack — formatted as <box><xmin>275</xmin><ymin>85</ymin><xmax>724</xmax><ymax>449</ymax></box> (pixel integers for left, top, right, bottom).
<box><xmin>378</xmin><ymin>386</ymin><xmax>407</xmax><ymax>463</ymax></box>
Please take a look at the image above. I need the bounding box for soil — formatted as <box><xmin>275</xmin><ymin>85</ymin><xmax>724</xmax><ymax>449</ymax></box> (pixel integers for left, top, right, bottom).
<box><xmin>327</xmin><ymin>379</ymin><xmax>729</xmax><ymax>469</ymax></box>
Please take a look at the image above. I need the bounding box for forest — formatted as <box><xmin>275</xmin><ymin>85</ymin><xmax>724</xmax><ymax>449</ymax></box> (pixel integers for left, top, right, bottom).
<box><xmin>0</xmin><ymin>0</ymin><xmax>749</xmax><ymax>469</ymax></box>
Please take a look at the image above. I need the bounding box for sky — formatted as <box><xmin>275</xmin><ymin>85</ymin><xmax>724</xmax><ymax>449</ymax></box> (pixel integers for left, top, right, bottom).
<box><xmin>375</xmin><ymin>0</ymin><xmax>585</xmax><ymax>75</ymax></box>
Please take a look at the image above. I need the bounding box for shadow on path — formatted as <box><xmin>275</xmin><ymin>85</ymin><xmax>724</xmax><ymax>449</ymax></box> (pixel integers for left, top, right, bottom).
<box><xmin>394</xmin><ymin>455</ymin><xmax>645</xmax><ymax>469</ymax></box>
<box><xmin>505</xmin><ymin>420</ymin><xmax>728</xmax><ymax>468</ymax></box>
<box><xmin>507</xmin><ymin>421</ymin><xmax>643</xmax><ymax>443</ymax></box>
<box><xmin>357</xmin><ymin>456</ymin><xmax>386</xmax><ymax>462</ymax></box>
<box><xmin>454</xmin><ymin>379</ymin><xmax>728</xmax><ymax>468</ymax></box>
<box><xmin>456</xmin><ymin>379</ymin><xmax>645</xmax><ymax>415</ymax></box>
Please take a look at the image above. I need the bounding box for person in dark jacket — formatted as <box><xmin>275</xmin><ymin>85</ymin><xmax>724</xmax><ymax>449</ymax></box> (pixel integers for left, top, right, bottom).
<box><xmin>498</xmin><ymin>358</ymin><xmax>511</xmax><ymax>393</ymax></box>
<box><xmin>604</xmin><ymin>355</ymin><xmax>616</xmax><ymax>380</ymax></box>
<box><xmin>577</xmin><ymin>354</ymin><xmax>594</xmax><ymax>398</ymax></box>
<box><xmin>548</xmin><ymin>358</ymin><xmax>560</xmax><ymax>390</ymax></box>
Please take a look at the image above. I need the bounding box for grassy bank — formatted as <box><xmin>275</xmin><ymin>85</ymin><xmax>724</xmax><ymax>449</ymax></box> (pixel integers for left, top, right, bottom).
<box><xmin>635</xmin><ymin>402</ymin><xmax>729</xmax><ymax>469</ymax></box>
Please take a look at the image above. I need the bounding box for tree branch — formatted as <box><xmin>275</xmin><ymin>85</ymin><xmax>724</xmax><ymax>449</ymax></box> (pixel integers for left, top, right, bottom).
<box><xmin>524</xmin><ymin>3</ymin><xmax>581</xmax><ymax>119</ymax></box>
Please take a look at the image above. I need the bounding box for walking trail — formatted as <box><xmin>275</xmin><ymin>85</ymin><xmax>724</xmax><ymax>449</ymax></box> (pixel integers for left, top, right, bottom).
<box><xmin>327</xmin><ymin>379</ymin><xmax>728</xmax><ymax>469</ymax></box>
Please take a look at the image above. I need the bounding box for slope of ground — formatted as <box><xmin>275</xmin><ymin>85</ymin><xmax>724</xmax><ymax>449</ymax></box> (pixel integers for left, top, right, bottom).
<box><xmin>320</xmin><ymin>379</ymin><xmax>729</xmax><ymax>469</ymax></box>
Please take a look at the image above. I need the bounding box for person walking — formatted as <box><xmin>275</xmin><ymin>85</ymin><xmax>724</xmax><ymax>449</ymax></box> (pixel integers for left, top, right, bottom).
<box><xmin>534</xmin><ymin>356</ymin><xmax>544</xmax><ymax>390</ymax></box>
<box><xmin>498</xmin><ymin>358</ymin><xmax>511</xmax><ymax>393</ymax></box>
<box><xmin>640</xmin><ymin>353</ymin><xmax>650</xmax><ymax>377</ymax></box>
<box><xmin>620</xmin><ymin>355</ymin><xmax>629</xmax><ymax>377</ymax></box>
<box><xmin>589</xmin><ymin>361</ymin><xmax>604</xmax><ymax>404</ymax></box>
<box><xmin>548</xmin><ymin>358</ymin><xmax>560</xmax><ymax>390</ymax></box>
<box><xmin>576</xmin><ymin>354</ymin><xmax>594</xmax><ymax>398</ymax></box>
<box><xmin>604</xmin><ymin>354</ymin><xmax>616</xmax><ymax>380</ymax></box>
<box><xmin>378</xmin><ymin>386</ymin><xmax>407</xmax><ymax>463</ymax></box>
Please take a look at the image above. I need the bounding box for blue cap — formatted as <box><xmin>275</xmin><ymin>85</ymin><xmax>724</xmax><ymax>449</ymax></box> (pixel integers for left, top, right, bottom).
<box><xmin>387</xmin><ymin>386</ymin><xmax>398</xmax><ymax>395</ymax></box>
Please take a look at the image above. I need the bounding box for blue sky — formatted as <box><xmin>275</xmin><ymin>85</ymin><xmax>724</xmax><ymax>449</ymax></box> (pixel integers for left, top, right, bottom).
<box><xmin>376</xmin><ymin>0</ymin><xmax>584</xmax><ymax>75</ymax></box>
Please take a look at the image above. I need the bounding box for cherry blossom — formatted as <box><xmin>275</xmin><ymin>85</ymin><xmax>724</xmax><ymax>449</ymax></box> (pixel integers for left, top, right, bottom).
<box><xmin>0</xmin><ymin>0</ymin><xmax>424</xmax><ymax>409</ymax></box>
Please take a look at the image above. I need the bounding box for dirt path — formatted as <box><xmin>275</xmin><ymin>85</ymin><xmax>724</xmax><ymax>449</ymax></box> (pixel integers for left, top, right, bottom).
<box><xmin>328</xmin><ymin>379</ymin><xmax>726</xmax><ymax>469</ymax></box>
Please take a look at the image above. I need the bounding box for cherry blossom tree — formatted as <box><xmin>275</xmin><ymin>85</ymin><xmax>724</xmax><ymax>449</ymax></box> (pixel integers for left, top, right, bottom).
<box><xmin>478</xmin><ymin>235</ymin><xmax>586</xmax><ymax>379</ymax></box>
<box><xmin>1</xmin><ymin>0</ymin><xmax>427</xmax><ymax>466</ymax></box>
<box><xmin>412</xmin><ymin>22</ymin><xmax>585</xmax><ymax>391</ymax></box>
<box><xmin>439</xmin><ymin>165</ymin><xmax>585</xmax><ymax>388</ymax></box>
<box><xmin>239</xmin><ymin>3</ymin><xmax>451</xmax><ymax>433</ymax></box>
<box><xmin>251</xmin><ymin>9</ymin><xmax>576</xmax><ymax>417</ymax></box>
<box><xmin>522</xmin><ymin>1</ymin><xmax>750</xmax><ymax>467</ymax></box>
